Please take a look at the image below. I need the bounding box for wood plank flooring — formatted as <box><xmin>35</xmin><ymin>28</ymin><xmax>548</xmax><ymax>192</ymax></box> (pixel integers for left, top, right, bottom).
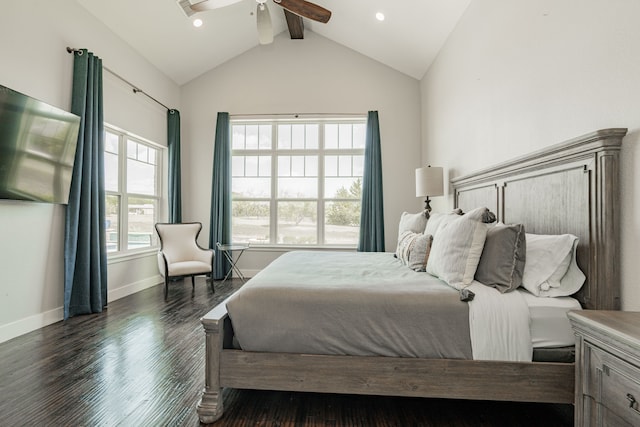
<box><xmin>0</xmin><ymin>278</ymin><xmax>573</xmax><ymax>426</ymax></box>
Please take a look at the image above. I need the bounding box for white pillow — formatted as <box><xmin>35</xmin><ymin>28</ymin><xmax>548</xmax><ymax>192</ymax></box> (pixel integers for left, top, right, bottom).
<box><xmin>426</xmin><ymin>208</ymin><xmax>489</xmax><ymax>290</ymax></box>
<box><xmin>424</xmin><ymin>209</ymin><xmax>463</xmax><ymax>238</ymax></box>
<box><xmin>395</xmin><ymin>211</ymin><xmax>428</xmax><ymax>258</ymax></box>
<box><xmin>398</xmin><ymin>211</ymin><xmax>428</xmax><ymax>234</ymax></box>
<box><xmin>521</xmin><ymin>233</ymin><xmax>585</xmax><ymax>297</ymax></box>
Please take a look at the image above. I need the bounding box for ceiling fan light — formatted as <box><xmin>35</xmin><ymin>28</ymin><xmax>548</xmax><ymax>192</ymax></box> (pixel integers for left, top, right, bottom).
<box><xmin>256</xmin><ymin>2</ymin><xmax>273</xmax><ymax>45</ymax></box>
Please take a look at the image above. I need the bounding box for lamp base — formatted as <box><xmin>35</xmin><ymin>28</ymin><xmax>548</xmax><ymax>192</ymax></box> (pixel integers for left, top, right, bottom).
<box><xmin>424</xmin><ymin>197</ymin><xmax>432</xmax><ymax>213</ymax></box>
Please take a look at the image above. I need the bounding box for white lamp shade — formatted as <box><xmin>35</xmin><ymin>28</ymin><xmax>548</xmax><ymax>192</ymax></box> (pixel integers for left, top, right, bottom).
<box><xmin>415</xmin><ymin>166</ymin><xmax>444</xmax><ymax>197</ymax></box>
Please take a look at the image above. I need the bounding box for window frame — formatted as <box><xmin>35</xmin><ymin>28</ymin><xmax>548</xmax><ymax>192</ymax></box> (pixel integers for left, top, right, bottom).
<box><xmin>231</xmin><ymin>116</ymin><xmax>366</xmax><ymax>248</ymax></box>
<box><xmin>104</xmin><ymin>123</ymin><xmax>164</xmax><ymax>257</ymax></box>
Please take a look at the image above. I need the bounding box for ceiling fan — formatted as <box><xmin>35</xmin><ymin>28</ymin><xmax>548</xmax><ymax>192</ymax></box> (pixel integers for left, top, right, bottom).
<box><xmin>184</xmin><ymin>0</ymin><xmax>332</xmax><ymax>44</ymax></box>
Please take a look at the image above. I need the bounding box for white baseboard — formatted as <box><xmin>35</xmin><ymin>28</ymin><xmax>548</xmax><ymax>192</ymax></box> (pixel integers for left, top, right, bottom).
<box><xmin>0</xmin><ymin>275</ymin><xmax>163</xmax><ymax>345</ymax></box>
<box><xmin>107</xmin><ymin>275</ymin><xmax>162</xmax><ymax>302</ymax></box>
<box><xmin>0</xmin><ymin>306</ymin><xmax>64</xmax><ymax>344</ymax></box>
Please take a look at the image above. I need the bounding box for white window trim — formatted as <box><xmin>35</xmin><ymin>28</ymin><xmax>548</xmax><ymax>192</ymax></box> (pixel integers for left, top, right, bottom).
<box><xmin>104</xmin><ymin>123</ymin><xmax>165</xmax><ymax>256</ymax></box>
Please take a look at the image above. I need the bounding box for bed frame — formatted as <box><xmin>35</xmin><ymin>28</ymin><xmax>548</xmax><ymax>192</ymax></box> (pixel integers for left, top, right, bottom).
<box><xmin>197</xmin><ymin>128</ymin><xmax>627</xmax><ymax>423</ymax></box>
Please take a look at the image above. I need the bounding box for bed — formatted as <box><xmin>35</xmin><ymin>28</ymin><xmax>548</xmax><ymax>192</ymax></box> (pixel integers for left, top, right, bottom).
<box><xmin>197</xmin><ymin>128</ymin><xmax>626</xmax><ymax>423</ymax></box>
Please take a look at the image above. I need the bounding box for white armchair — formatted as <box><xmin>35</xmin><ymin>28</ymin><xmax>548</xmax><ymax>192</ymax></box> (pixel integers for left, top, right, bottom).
<box><xmin>155</xmin><ymin>222</ymin><xmax>214</xmax><ymax>300</ymax></box>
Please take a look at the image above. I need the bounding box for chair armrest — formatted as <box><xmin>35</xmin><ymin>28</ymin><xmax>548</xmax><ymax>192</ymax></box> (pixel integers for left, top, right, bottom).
<box><xmin>157</xmin><ymin>251</ymin><xmax>170</xmax><ymax>277</ymax></box>
<box><xmin>192</xmin><ymin>247</ymin><xmax>214</xmax><ymax>265</ymax></box>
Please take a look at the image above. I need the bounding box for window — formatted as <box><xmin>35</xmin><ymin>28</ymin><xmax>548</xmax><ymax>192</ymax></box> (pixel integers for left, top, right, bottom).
<box><xmin>104</xmin><ymin>125</ymin><xmax>163</xmax><ymax>254</ymax></box>
<box><xmin>231</xmin><ymin>118</ymin><xmax>366</xmax><ymax>246</ymax></box>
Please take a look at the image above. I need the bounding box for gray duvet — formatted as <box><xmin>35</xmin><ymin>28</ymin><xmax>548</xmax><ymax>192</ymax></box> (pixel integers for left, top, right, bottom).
<box><xmin>225</xmin><ymin>251</ymin><xmax>472</xmax><ymax>359</ymax></box>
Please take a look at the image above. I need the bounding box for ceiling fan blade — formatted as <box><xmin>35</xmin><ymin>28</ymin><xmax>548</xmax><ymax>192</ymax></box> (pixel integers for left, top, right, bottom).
<box><xmin>256</xmin><ymin>3</ymin><xmax>274</xmax><ymax>45</ymax></box>
<box><xmin>273</xmin><ymin>0</ymin><xmax>331</xmax><ymax>23</ymax></box>
<box><xmin>190</xmin><ymin>0</ymin><xmax>244</xmax><ymax>12</ymax></box>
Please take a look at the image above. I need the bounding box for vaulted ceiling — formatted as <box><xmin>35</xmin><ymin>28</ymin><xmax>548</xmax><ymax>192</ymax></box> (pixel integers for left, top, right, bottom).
<box><xmin>76</xmin><ymin>0</ymin><xmax>471</xmax><ymax>85</ymax></box>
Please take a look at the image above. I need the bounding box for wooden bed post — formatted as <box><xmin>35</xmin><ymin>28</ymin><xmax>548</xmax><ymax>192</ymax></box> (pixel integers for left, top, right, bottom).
<box><xmin>197</xmin><ymin>305</ymin><xmax>227</xmax><ymax>423</ymax></box>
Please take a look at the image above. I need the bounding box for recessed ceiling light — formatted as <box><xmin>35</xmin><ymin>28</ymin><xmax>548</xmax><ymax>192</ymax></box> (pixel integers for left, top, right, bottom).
<box><xmin>375</xmin><ymin>12</ymin><xmax>385</xmax><ymax>21</ymax></box>
<box><xmin>193</xmin><ymin>18</ymin><xmax>203</xmax><ymax>28</ymax></box>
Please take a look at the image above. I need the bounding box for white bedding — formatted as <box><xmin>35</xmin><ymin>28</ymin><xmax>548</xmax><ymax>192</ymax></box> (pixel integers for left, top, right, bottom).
<box><xmin>519</xmin><ymin>290</ymin><xmax>582</xmax><ymax>348</ymax></box>
<box><xmin>467</xmin><ymin>285</ymin><xmax>582</xmax><ymax>361</ymax></box>
<box><xmin>467</xmin><ymin>282</ymin><xmax>532</xmax><ymax>361</ymax></box>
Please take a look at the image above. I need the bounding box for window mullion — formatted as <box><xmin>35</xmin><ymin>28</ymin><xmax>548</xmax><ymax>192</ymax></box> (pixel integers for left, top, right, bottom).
<box><xmin>318</xmin><ymin>123</ymin><xmax>325</xmax><ymax>245</ymax></box>
<box><xmin>271</xmin><ymin>126</ymin><xmax>278</xmax><ymax>244</ymax></box>
<box><xmin>119</xmin><ymin>134</ymin><xmax>128</xmax><ymax>252</ymax></box>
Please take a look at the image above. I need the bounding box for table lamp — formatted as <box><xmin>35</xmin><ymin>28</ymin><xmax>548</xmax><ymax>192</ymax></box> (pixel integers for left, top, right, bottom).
<box><xmin>415</xmin><ymin>165</ymin><xmax>444</xmax><ymax>212</ymax></box>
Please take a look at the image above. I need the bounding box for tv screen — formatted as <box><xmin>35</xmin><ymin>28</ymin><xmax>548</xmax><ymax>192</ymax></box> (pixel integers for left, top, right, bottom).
<box><xmin>0</xmin><ymin>84</ymin><xmax>81</xmax><ymax>204</ymax></box>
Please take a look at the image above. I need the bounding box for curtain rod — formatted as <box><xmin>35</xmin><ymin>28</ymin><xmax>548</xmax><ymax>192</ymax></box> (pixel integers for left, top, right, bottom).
<box><xmin>230</xmin><ymin>112</ymin><xmax>366</xmax><ymax>119</ymax></box>
<box><xmin>66</xmin><ymin>47</ymin><xmax>175</xmax><ymax>113</ymax></box>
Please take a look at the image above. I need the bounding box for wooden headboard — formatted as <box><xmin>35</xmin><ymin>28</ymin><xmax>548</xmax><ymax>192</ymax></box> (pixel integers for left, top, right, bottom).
<box><xmin>451</xmin><ymin>128</ymin><xmax>627</xmax><ymax>310</ymax></box>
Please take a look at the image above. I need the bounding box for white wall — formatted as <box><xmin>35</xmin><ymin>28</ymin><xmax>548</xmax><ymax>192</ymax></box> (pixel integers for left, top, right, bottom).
<box><xmin>420</xmin><ymin>0</ymin><xmax>640</xmax><ymax>310</ymax></box>
<box><xmin>0</xmin><ymin>0</ymin><xmax>180</xmax><ymax>342</ymax></box>
<box><xmin>181</xmin><ymin>32</ymin><xmax>422</xmax><ymax>273</ymax></box>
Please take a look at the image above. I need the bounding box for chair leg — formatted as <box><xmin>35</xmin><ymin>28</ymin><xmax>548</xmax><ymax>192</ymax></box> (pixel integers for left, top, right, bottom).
<box><xmin>210</xmin><ymin>279</ymin><xmax>215</xmax><ymax>294</ymax></box>
<box><xmin>164</xmin><ymin>276</ymin><xmax>169</xmax><ymax>300</ymax></box>
<box><xmin>192</xmin><ymin>276</ymin><xmax>196</xmax><ymax>290</ymax></box>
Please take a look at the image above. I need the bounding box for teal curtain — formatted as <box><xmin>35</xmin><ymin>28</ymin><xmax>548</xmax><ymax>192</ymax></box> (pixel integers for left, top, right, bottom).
<box><xmin>64</xmin><ymin>49</ymin><xmax>107</xmax><ymax>319</ymax></box>
<box><xmin>358</xmin><ymin>111</ymin><xmax>385</xmax><ymax>252</ymax></box>
<box><xmin>167</xmin><ymin>109</ymin><xmax>182</xmax><ymax>223</ymax></box>
<box><xmin>209</xmin><ymin>112</ymin><xmax>231</xmax><ymax>280</ymax></box>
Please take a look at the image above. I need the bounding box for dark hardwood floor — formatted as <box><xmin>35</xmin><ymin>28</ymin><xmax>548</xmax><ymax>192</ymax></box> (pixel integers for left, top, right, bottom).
<box><xmin>0</xmin><ymin>278</ymin><xmax>573</xmax><ymax>426</ymax></box>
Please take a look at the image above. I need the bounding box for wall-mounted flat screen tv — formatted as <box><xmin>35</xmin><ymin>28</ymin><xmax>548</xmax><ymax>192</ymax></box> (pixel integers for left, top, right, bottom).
<box><xmin>0</xmin><ymin>84</ymin><xmax>81</xmax><ymax>204</ymax></box>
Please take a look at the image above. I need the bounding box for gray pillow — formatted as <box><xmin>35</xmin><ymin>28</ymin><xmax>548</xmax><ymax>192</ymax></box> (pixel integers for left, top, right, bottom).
<box><xmin>475</xmin><ymin>223</ymin><xmax>526</xmax><ymax>293</ymax></box>
<box><xmin>397</xmin><ymin>231</ymin><xmax>433</xmax><ymax>272</ymax></box>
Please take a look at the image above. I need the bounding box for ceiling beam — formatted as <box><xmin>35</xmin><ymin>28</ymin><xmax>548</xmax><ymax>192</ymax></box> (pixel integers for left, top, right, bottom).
<box><xmin>284</xmin><ymin>10</ymin><xmax>304</xmax><ymax>39</ymax></box>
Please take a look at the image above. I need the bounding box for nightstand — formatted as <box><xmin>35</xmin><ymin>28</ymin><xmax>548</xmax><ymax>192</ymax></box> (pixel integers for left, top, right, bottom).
<box><xmin>568</xmin><ymin>311</ymin><xmax>640</xmax><ymax>427</ymax></box>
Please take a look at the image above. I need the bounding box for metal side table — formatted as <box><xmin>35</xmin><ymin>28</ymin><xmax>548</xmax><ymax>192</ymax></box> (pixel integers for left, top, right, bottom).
<box><xmin>216</xmin><ymin>242</ymin><xmax>249</xmax><ymax>284</ymax></box>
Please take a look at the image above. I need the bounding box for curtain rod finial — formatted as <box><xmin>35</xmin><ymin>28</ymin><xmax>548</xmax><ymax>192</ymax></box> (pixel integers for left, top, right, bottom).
<box><xmin>66</xmin><ymin>47</ymin><xmax>83</xmax><ymax>56</ymax></box>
